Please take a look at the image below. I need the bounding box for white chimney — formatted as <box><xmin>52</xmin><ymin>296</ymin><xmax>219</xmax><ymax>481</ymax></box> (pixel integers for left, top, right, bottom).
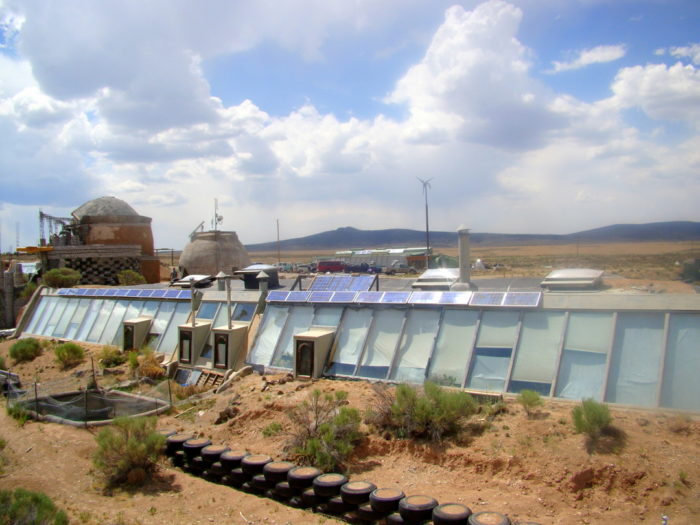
<box><xmin>458</xmin><ymin>226</ymin><xmax>470</xmax><ymax>284</ymax></box>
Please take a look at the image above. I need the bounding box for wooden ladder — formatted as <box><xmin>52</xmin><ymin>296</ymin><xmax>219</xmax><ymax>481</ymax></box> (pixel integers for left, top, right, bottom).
<box><xmin>196</xmin><ymin>370</ymin><xmax>225</xmax><ymax>389</ymax></box>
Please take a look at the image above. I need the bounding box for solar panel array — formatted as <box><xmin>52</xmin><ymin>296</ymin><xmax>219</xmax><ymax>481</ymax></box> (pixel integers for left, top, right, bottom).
<box><xmin>57</xmin><ymin>288</ymin><xmax>192</xmax><ymax>300</ymax></box>
<box><xmin>308</xmin><ymin>275</ymin><xmax>376</xmax><ymax>292</ymax></box>
<box><xmin>266</xmin><ymin>289</ymin><xmax>541</xmax><ymax>307</ymax></box>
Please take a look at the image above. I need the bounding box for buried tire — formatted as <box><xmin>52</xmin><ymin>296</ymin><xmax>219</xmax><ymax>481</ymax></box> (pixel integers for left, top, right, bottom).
<box><xmin>312</xmin><ymin>473</ymin><xmax>349</xmax><ymax>498</ymax></box>
<box><xmin>369</xmin><ymin>488</ymin><xmax>405</xmax><ymax>514</ymax></box>
<box><xmin>468</xmin><ymin>511</ymin><xmax>511</xmax><ymax>525</ymax></box>
<box><xmin>287</xmin><ymin>466</ymin><xmax>322</xmax><ymax>490</ymax></box>
<box><xmin>340</xmin><ymin>480</ymin><xmax>377</xmax><ymax>505</ymax></box>
<box><xmin>432</xmin><ymin>503</ymin><xmax>472</xmax><ymax>525</ymax></box>
<box><xmin>398</xmin><ymin>495</ymin><xmax>438</xmax><ymax>523</ymax></box>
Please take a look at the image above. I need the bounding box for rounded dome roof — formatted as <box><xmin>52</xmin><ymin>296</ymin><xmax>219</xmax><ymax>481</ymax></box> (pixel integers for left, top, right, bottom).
<box><xmin>72</xmin><ymin>196</ymin><xmax>139</xmax><ymax>219</ymax></box>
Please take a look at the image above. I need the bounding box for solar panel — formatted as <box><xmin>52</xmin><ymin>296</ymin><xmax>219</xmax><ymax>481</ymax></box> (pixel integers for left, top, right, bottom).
<box><xmin>329</xmin><ymin>275</ymin><xmax>352</xmax><ymax>291</ymax></box>
<box><xmin>286</xmin><ymin>291</ymin><xmax>311</xmax><ymax>302</ymax></box>
<box><xmin>348</xmin><ymin>275</ymin><xmax>376</xmax><ymax>291</ymax></box>
<box><xmin>355</xmin><ymin>291</ymin><xmax>384</xmax><ymax>303</ymax></box>
<box><xmin>470</xmin><ymin>292</ymin><xmax>505</xmax><ymax>306</ymax></box>
<box><xmin>178</xmin><ymin>290</ymin><xmax>192</xmax><ymax>300</ymax></box>
<box><xmin>266</xmin><ymin>290</ymin><xmax>289</xmax><ymax>302</ymax></box>
<box><xmin>113</xmin><ymin>289</ymin><xmax>128</xmax><ymax>297</ymax></box>
<box><xmin>439</xmin><ymin>292</ymin><xmax>473</xmax><ymax>305</ymax></box>
<box><xmin>104</xmin><ymin>289</ymin><xmax>117</xmax><ymax>296</ymax></box>
<box><xmin>93</xmin><ymin>289</ymin><xmax>108</xmax><ymax>296</ymax></box>
<box><xmin>502</xmin><ymin>292</ymin><xmax>541</xmax><ymax>307</ymax></box>
<box><xmin>164</xmin><ymin>290</ymin><xmax>180</xmax><ymax>299</ymax></box>
<box><xmin>381</xmin><ymin>292</ymin><xmax>411</xmax><ymax>304</ymax></box>
<box><xmin>308</xmin><ymin>291</ymin><xmax>334</xmax><ymax>302</ymax></box>
<box><xmin>57</xmin><ymin>289</ymin><xmax>69</xmax><ymax>295</ymax></box>
<box><xmin>308</xmin><ymin>275</ymin><xmax>333</xmax><ymax>291</ymax></box>
<box><xmin>127</xmin><ymin>290</ymin><xmax>141</xmax><ymax>297</ymax></box>
<box><xmin>151</xmin><ymin>290</ymin><xmax>166</xmax><ymax>298</ymax></box>
<box><xmin>409</xmin><ymin>291</ymin><xmax>443</xmax><ymax>304</ymax></box>
<box><xmin>139</xmin><ymin>290</ymin><xmax>155</xmax><ymax>297</ymax></box>
<box><xmin>329</xmin><ymin>291</ymin><xmax>357</xmax><ymax>303</ymax></box>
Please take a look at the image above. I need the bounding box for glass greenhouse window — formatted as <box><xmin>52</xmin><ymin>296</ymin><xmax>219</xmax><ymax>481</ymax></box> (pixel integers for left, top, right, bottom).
<box><xmin>140</xmin><ymin>300</ymin><xmax>161</xmax><ymax>318</ymax></box>
<box><xmin>356</xmin><ymin>308</ymin><xmax>406</xmax><ymax>380</ymax></box>
<box><xmin>150</xmin><ymin>301</ymin><xmax>176</xmax><ymax>348</ymax></box>
<box><xmin>233</xmin><ymin>303</ymin><xmax>256</xmax><ymax>321</ymax></box>
<box><xmin>52</xmin><ymin>299</ymin><xmax>79</xmax><ymax>338</ymax></box>
<box><xmin>555</xmin><ymin>312</ymin><xmax>613</xmax><ymax>400</ymax></box>
<box><xmin>86</xmin><ymin>300</ymin><xmax>116</xmax><ymax>342</ymax></box>
<box><xmin>65</xmin><ymin>299</ymin><xmax>91</xmax><ymax>340</ymax></box>
<box><xmin>25</xmin><ymin>297</ymin><xmax>50</xmax><ymax>334</ymax></box>
<box><xmin>196</xmin><ymin>302</ymin><xmax>220</xmax><ymax>320</ymax></box>
<box><xmin>270</xmin><ymin>306</ymin><xmax>316</xmax><ymax>369</ymax></box>
<box><xmin>508</xmin><ymin>311</ymin><xmax>565</xmax><ymax>395</ymax></box>
<box><xmin>44</xmin><ymin>298</ymin><xmax>70</xmax><ymax>337</ymax></box>
<box><xmin>467</xmin><ymin>310</ymin><xmax>519</xmax><ymax>392</ymax></box>
<box><xmin>389</xmin><ymin>309</ymin><xmax>441</xmax><ymax>383</ymax></box>
<box><xmin>312</xmin><ymin>306</ymin><xmax>343</xmax><ymax>328</ymax></box>
<box><xmin>606</xmin><ymin>312</ymin><xmax>664</xmax><ymax>407</ymax></box>
<box><xmin>213</xmin><ymin>303</ymin><xmax>231</xmax><ymax>328</ymax></box>
<box><xmin>326</xmin><ymin>308</ymin><xmax>372</xmax><ymax>376</ymax></box>
<box><xmin>661</xmin><ymin>314</ymin><xmax>700</xmax><ymax>410</ymax></box>
<box><xmin>99</xmin><ymin>300</ymin><xmax>129</xmax><ymax>344</ymax></box>
<box><xmin>248</xmin><ymin>305</ymin><xmax>289</xmax><ymax>366</ymax></box>
<box><xmin>35</xmin><ymin>296</ymin><xmax>60</xmax><ymax>335</ymax></box>
<box><xmin>426</xmin><ymin>309</ymin><xmax>479</xmax><ymax>387</ymax></box>
<box><xmin>112</xmin><ymin>301</ymin><xmax>145</xmax><ymax>346</ymax></box>
<box><xmin>158</xmin><ymin>302</ymin><xmax>192</xmax><ymax>357</ymax></box>
<box><xmin>76</xmin><ymin>300</ymin><xmax>105</xmax><ymax>341</ymax></box>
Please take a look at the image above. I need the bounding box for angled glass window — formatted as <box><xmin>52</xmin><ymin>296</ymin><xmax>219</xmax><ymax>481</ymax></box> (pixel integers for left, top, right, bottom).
<box><xmin>65</xmin><ymin>299</ymin><xmax>91</xmax><ymax>340</ymax></box>
<box><xmin>248</xmin><ymin>305</ymin><xmax>289</xmax><ymax>366</ymax></box>
<box><xmin>270</xmin><ymin>305</ymin><xmax>316</xmax><ymax>369</ymax></box>
<box><xmin>35</xmin><ymin>296</ymin><xmax>60</xmax><ymax>335</ymax></box>
<box><xmin>312</xmin><ymin>306</ymin><xmax>343</xmax><ymax>328</ymax></box>
<box><xmin>76</xmin><ymin>300</ymin><xmax>105</xmax><ymax>341</ymax></box>
<box><xmin>25</xmin><ymin>296</ymin><xmax>50</xmax><ymax>334</ymax></box>
<box><xmin>113</xmin><ymin>300</ymin><xmax>145</xmax><ymax>346</ymax></box>
<box><xmin>86</xmin><ymin>300</ymin><xmax>116</xmax><ymax>342</ymax></box>
<box><xmin>389</xmin><ymin>309</ymin><xmax>441</xmax><ymax>383</ymax></box>
<box><xmin>150</xmin><ymin>301</ymin><xmax>176</xmax><ymax>348</ymax></box>
<box><xmin>213</xmin><ymin>302</ymin><xmax>231</xmax><ymax>328</ymax></box>
<box><xmin>606</xmin><ymin>312</ymin><xmax>664</xmax><ymax>407</ymax></box>
<box><xmin>356</xmin><ymin>308</ymin><xmax>406</xmax><ymax>380</ymax></box>
<box><xmin>427</xmin><ymin>309</ymin><xmax>479</xmax><ymax>387</ymax></box>
<box><xmin>661</xmin><ymin>314</ymin><xmax>700</xmax><ymax>410</ymax></box>
<box><xmin>44</xmin><ymin>297</ymin><xmax>69</xmax><ymax>336</ymax></box>
<box><xmin>156</xmin><ymin>301</ymin><xmax>191</xmax><ymax>357</ymax></box>
<box><xmin>508</xmin><ymin>311</ymin><xmax>565</xmax><ymax>395</ymax></box>
<box><xmin>467</xmin><ymin>311</ymin><xmax>519</xmax><ymax>392</ymax></box>
<box><xmin>555</xmin><ymin>312</ymin><xmax>613</xmax><ymax>400</ymax></box>
<box><xmin>140</xmin><ymin>300</ymin><xmax>161</xmax><ymax>319</ymax></box>
<box><xmin>99</xmin><ymin>300</ymin><xmax>129</xmax><ymax>344</ymax></box>
<box><xmin>53</xmin><ymin>299</ymin><xmax>79</xmax><ymax>338</ymax></box>
<box><xmin>326</xmin><ymin>308</ymin><xmax>372</xmax><ymax>376</ymax></box>
<box><xmin>196</xmin><ymin>302</ymin><xmax>220</xmax><ymax>320</ymax></box>
<box><xmin>233</xmin><ymin>303</ymin><xmax>256</xmax><ymax>322</ymax></box>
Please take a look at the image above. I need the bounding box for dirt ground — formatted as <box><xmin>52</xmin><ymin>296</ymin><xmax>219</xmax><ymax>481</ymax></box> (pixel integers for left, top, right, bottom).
<box><xmin>1</xmin><ymin>337</ymin><xmax>699</xmax><ymax>525</ymax></box>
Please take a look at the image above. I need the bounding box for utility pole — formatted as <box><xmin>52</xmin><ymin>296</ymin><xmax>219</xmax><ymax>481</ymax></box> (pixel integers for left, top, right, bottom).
<box><xmin>276</xmin><ymin>219</ymin><xmax>281</xmax><ymax>266</ymax></box>
<box><xmin>417</xmin><ymin>177</ymin><xmax>433</xmax><ymax>270</ymax></box>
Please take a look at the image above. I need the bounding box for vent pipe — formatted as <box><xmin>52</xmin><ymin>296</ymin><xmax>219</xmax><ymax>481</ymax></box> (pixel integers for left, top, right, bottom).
<box><xmin>458</xmin><ymin>226</ymin><xmax>470</xmax><ymax>284</ymax></box>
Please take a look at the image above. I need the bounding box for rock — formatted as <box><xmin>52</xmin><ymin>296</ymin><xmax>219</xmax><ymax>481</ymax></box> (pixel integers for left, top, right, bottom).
<box><xmin>215</xmin><ymin>405</ymin><xmax>239</xmax><ymax>425</ymax></box>
<box><xmin>569</xmin><ymin>468</ymin><xmax>595</xmax><ymax>492</ymax></box>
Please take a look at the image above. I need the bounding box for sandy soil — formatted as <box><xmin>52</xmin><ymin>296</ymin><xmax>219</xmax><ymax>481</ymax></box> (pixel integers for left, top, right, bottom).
<box><xmin>1</xmin><ymin>338</ymin><xmax>699</xmax><ymax>525</ymax></box>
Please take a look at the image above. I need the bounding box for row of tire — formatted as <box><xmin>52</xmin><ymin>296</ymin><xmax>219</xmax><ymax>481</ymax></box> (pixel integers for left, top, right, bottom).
<box><xmin>162</xmin><ymin>430</ymin><xmax>540</xmax><ymax>525</ymax></box>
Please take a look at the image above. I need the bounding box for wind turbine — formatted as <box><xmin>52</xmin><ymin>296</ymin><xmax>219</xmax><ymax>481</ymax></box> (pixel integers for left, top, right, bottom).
<box><xmin>417</xmin><ymin>177</ymin><xmax>433</xmax><ymax>270</ymax></box>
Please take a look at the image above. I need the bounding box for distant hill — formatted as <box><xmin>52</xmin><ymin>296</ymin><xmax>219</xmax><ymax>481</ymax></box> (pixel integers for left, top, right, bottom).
<box><xmin>245</xmin><ymin>221</ymin><xmax>700</xmax><ymax>251</ymax></box>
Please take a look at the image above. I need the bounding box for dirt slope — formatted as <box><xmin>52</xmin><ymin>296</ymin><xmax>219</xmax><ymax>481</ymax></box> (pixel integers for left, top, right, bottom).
<box><xmin>1</xmin><ymin>340</ymin><xmax>699</xmax><ymax>525</ymax></box>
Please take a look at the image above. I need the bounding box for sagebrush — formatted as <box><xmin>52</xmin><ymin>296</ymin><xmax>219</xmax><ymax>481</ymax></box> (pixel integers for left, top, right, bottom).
<box><xmin>54</xmin><ymin>342</ymin><xmax>85</xmax><ymax>369</ymax></box>
<box><xmin>366</xmin><ymin>381</ymin><xmax>476</xmax><ymax>442</ymax></box>
<box><xmin>9</xmin><ymin>338</ymin><xmax>42</xmax><ymax>363</ymax></box>
<box><xmin>98</xmin><ymin>346</ymin><xmax>127</xmax><ymax>368</ymax></box>
<box><xmin>572</xmin><ymin>398</ymin><xmax>612</xmax><ymax>437</ymax></box>
<box><xmin>117</xmin><ymin>269</ymin><xmax>146</xmax><ymax>286</ymax></box>
<box><xmin>517</xmin><ymin>389</ymin><xmax>543</xmax><ymax>417</ymax></box>
<box><xmin>0</xmin><ymin>488</ymin><xmax>68</xmax><ymax>525</ymax></box>
<box><xmin>285</xmin><ymin>389</ymin><xmax>361</xmax><ymax>473</ymax></box>
<box><xmin>42</xmin><ymin>268</ymin><xmax>81</xmax><ymax>288</ymax></box>
<box><xmin>93</xmin><ymin>416</ymin><xmax>166</xmax><ymax>488</ymax></box>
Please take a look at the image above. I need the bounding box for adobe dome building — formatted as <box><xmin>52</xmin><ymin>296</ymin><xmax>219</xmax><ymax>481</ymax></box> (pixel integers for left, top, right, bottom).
<box><xmin>179</xmin><ymin>230</ymin><xmax>251</xmax><ymax>276</ymax></box>
<box><xmin>45</xmin><ymin>196</ymin><xmax>160</xmax><ymax>284</ymax></box>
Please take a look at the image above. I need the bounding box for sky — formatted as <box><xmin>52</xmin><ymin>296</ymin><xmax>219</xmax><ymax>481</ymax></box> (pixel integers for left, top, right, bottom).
<box><xmin>1</xmin><ymin>0</ymin><xmax>699</xmax><ymax>250</ymax></box>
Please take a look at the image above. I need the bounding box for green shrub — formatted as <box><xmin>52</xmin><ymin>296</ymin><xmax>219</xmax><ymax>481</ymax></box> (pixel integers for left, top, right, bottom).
<box><xmin>572</xmin><ymin>398</ymin><xmax>612</xmax><ymax>437</ymax></box>
<box><xmin>0</xmin><ymin>488</ymin><xmax>68</xmax><ymax>525</ymax></box>
<box><xmin>98</xmin><ymin>346</ymin><xmax>127</xmax><ymax>368</ymax></box>
<box><xmin>262</xmin><ymin>421</ymin><xmax>283</xmax><ymax>437</ymax></box>
<box><xmin>6</xmin><ymin>403</ymin><xmax>30</xmax><ymax>426</ymax></box>
<box><xmin>93</xmin><ymin>416</ymin><xmax>166</xmax><ymax>488</ymax></box>
<box><xmin>117</xmin><ymin>269</ymin><xmax>146</xmax><ymax>286</ymax></box>
<box><xmin>127</xmin><ymin>350</ymin><xmax>139</xmax><ymax>371</ymax></box>
<box><xmin>9</xmin><ymin>338</ymin><xmax>42</xmax><ymax>363</ymax></box>
<box><xmin>54</xmin><ymin>342</ymin><xmax>85</xmax><ymax>369</ymax></box>
<box><xmin>286</xmin><ymin>389</ymin><xmax>361</xmax><ymax>473</ymax></box>
<box><xmin>42</xmin><ymin>267</ymin><xmax>81</xmax><ymax>288</ymax></box>
<box><xmin>517</xmin><ymin>389</ymin><xmax>543</xmax><ymax>417</ymax></box>
<box><xmin>19</xmin><ymin>281</ymin><xmax>38</xmax><ymax>300</ymax></box>
<box><xmin>0</xmin><ymin>355</ymin><xmax>6</xmax><ymax>371</ymax></box>
<box><xmin>368</xmin><ymin>382</ymin><xmax>476</xmax><ymax>442</ymax></box>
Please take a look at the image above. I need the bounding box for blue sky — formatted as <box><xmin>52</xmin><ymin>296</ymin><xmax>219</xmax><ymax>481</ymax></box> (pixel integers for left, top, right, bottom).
<box><xmin>1</xmin><ymin>0</ymin><xmax>699</xmax><ymax>249</ymax></box>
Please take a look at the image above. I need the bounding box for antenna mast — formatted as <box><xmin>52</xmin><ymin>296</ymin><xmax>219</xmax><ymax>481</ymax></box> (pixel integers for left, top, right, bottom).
<box><xmin>417</xmin><ymin>177</ymin><xmax>433</xmax><ymax>270</ymax></box>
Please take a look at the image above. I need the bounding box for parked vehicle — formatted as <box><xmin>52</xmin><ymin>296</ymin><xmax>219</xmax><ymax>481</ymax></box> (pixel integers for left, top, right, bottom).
<box><xmin>383</xmin><ymin>262</ymin><xmax>417</xmax><ymax>275</ymax></box>
<box><xmin>317</xmin><ymin>260</ymin><xmax>345</xmax><ymax>273</ymax></box>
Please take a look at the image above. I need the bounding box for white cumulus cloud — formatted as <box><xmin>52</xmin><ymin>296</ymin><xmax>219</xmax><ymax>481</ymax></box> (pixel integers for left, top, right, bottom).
<box><xmin>549</xmin><ymin>44</ymin><xmax>626</xmax><ymax>73</ymax></box>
